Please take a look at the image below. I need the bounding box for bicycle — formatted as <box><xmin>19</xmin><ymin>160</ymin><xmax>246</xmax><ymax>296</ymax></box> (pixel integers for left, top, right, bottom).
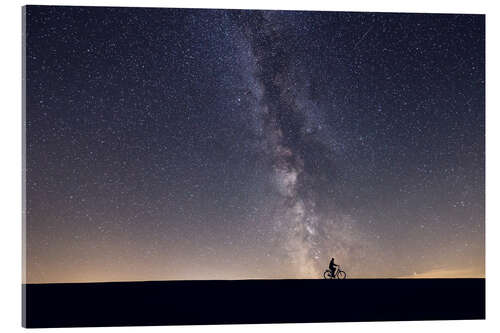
<box><xmin>323</xmin><ymin>265</ymin><xmax>347</xmax><ymax>279</ymax></box>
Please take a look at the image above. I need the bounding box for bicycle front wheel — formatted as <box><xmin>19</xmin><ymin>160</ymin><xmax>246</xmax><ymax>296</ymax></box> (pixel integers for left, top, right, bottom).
<box><xmin>337</xmin><ymin>271</ymin><xmax>347</xmax><ymax>279</ymax></box>
<box><xmin>323</xmin><ymin>270</ymin><xmax>333</xmax><ymax>279</ymax></box>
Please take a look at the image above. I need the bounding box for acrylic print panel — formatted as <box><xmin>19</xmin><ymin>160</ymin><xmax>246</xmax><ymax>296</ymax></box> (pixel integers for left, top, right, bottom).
<box><xmin>22</xmin><ymin>5</ymin><xmax>485</xmax><ymax>327</ymax></box>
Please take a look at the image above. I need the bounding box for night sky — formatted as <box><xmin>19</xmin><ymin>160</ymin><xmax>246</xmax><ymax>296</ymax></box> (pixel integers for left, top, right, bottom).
<box><xmin>25</xmin><ymin>6</ymin><xmax>484</xmax><ymax>283</ymax></box>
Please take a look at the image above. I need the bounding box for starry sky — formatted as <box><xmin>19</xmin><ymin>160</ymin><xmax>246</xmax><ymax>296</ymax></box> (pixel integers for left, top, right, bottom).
<box><xmin>24</xmin><ymin>6</ymin><xmax>484</xmax><ymax>283</ymax></box>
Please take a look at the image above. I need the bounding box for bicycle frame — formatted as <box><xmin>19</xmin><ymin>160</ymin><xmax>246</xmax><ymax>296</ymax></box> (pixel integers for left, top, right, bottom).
<box><xmin>324</xmin><ymin>265</ymin><xmax>346</xmax><ymax>279</ymax></box>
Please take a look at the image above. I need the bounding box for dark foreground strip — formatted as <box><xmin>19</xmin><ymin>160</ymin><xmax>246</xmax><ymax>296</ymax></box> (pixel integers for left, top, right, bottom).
<box><xmin>23</xmin><ymin>278</ymin><xmax>485</xmax><ymax>328</ymax></box>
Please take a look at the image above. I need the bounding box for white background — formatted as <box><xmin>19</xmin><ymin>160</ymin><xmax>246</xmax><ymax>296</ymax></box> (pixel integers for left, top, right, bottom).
<box><xmin>1</xmin><ymin>0</ymin><xmax>498</xmax><ymax>332</ymax></box>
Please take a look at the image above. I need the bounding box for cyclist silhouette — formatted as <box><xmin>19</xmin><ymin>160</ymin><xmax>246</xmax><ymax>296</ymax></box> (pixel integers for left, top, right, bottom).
<box><xmin>324</xmin><ymin>258</ymin><xmax>347</xmax><ymax>279</ymax></box>
<box><xmin>329</xmin><ymin>257</ymin><xmax>339</xmax><ymax>277</ymax></box>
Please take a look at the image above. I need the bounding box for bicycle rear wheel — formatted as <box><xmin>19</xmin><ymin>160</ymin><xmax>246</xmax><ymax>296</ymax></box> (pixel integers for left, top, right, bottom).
<box><xmin>323</xmin><ymin>270</ymin><xmax>333</xmax><ymax>279</ymax></box>
<box><xmin>337</xmin><ymin>271</ymin><xmax>347</xmax><ymax>279</ymax></box>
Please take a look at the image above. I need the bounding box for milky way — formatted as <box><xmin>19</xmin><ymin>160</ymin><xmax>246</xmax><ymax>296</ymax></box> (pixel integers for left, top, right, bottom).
<box><xmin>233</xmin><ymin>11</ymin><xmax>372</xmax><ymax>277</ymax></box>
<box><xmin>25</xmin><ymin>6</ymin><xmax>484</xmax><ymax>283</ymax></box>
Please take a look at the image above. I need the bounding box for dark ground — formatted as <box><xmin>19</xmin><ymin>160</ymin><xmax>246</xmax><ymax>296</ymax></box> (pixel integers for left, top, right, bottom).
<box><xmin>23</xmin><ymin>278</ymin><xmax>485</xmax><ymax>328</ymax></box>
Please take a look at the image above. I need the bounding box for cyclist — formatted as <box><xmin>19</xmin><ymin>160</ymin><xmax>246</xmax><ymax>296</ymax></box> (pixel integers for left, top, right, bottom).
<box><xmin>329</xmin><ymin>257</ymin><xmax>339</xmax><ymax>278</ymax></box>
